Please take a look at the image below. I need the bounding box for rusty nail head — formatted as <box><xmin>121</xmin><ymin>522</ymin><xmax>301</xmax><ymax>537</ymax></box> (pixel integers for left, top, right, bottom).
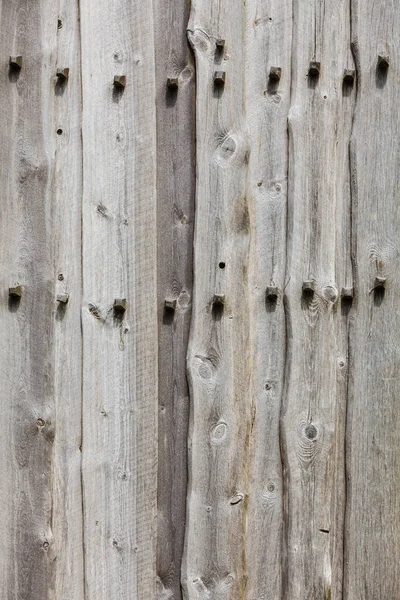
<box><xmin>269</xmin><ymin>67</ymin><xmax>282</xmax><ymax>81</ymax></box>
<box><xmin>378</xmin><ymin>54</ymin><xmax>389</xmax><ymax>70</ymax></box>
<box><xmin>213</xmin><ymin>293</ymin><xmax>225</xmax><ymax>306</ymax></box>
<box><xmin>114</xmin><ymin>75</ymin><xmax>126</xmax><ymax>88</ymax></box>
<box><xmin>57</xmin><ymin>67</ymin><xmax>69</xmax><ymax>80</ymax></box>
<box><xmin>9</xmin><ymin>285</ymin><xmax>22</xmax><ymax>298</ymax></box>
<box><xmin>309</xmin><ymin>61</ymin><xmax>321</xmax><ymax>77</ymax></box>
<box><xmin>114</xmin><ymin>298</ymin><xmax>127</xmax><ymax>312</ymax></box>
<box><xmin>214</xmin><ymin>71</ymin><xmax>226</xmax><ymax>85</ymax></box>
<box><xmin>343</xmin><ymin>69</ymin><xmax>355</xmax><ymax>84</ymax></box>
<box><xmin>167</xmin><ymin>77</ymin><xmax>178</xmax><ymax>89</ymax></box>
<box><xmin>302</xmin><ymin>280</ymin><xmax>315</xmax><ymax>294</ymax></box>
<box><xmin>374</xmin><ymin>276</ymin><xmax>386</xmax><ymax>288</ymax></box>
<box><xmin>216</xmin><ymin>39</ymin><xmax>225</xmax><ymax>50</ymax></box>
<box><xmin>57</xmin><ymin>293</ymin><xmax>69</xmax><ymax>304</ymax></box>
<box><xmin>341</xmin><ymin>287</ymin><xmax>353</xmax><ymax>299</ymax></box>
<box><xmin>164</xmin><ymin>298</ymin><xmax>177</xmax><ymax>311</ymax></box>
<box><xmin>10</xmin><ymin>56</ymin><xmax>22</xmax><ymax>69</ymax></box>
<box><xmin>266</xmin><ymin>286</ymin><xmax>279</xmax><ymax>301</ymax></box>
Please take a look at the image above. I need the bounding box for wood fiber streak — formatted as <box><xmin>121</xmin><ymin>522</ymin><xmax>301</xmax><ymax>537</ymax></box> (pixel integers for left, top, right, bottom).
<box><xmin>344</xmin><ymin>2</ymin><xmax>400</xmax><ymax>597</ymax></box>
<box><xmin>244</xmin><ymin>0</ymin><xmax>291</xmax><ymax>598</ymax></box>
<box><xmin>80</xmin><ymin>0</ymin><xmax>157</xmax><ymax>598</ymax></box>
<box><xmin>281</xmin><ymin>0</ymin><xmax>354</xmax><ymax>598</ymax></box>
<box><xmin>153</xmin><ymin>0</ymin><xmax>195</xmax><ymax>597</ymax></box>
<box><xmin>52</xmin><ymin>0</ymin><xmax>84</xmax><ymax>597</ymax></box>
<box><xmin>183</xmin><ymin>1</ymin><xmax>250</xmax><ymax>598</ymax></box>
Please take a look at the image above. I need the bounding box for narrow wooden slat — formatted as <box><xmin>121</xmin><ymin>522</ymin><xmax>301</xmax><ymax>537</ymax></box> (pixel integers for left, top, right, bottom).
<box><xmin>344</xmin><ymin>2</ymin><xmax>400</xmax><ymax>597</ymax></box>
<box><xmin>80</xmin><ymin>1</ymin><xmax>158</xmax><ymax>597</ymax></box>
<box><xmin>243</xmin><ymin>0</ymin><xmax>292</xmax><ymax>596</ymax></box>
<box><xmin>153</xmin><ymin>0</ymin><xmax>195</xmax><ymax>597</ymax></box>
<box><xmin>52</xmin><ymin>0</ymin><xmax>84</xmax><ymax>600</ymax></box>
<box><xmin>52</xmin><ymin>0</ymin><xmax>84</xmax><ymax>596</ymax></box>
<box><xmin>281</xmin><ymin>0</ymin><xmax>354</xmax><ymax>597</ymax></box>
<box><xmin>0</xmin><ymin>1</ymin><xmax>65</xmax><ymax>596</ymax></box>
<box><xmin>183</xmin><ymin>2</ymin><xmax>250</xmax><ymax>598</ymax></box>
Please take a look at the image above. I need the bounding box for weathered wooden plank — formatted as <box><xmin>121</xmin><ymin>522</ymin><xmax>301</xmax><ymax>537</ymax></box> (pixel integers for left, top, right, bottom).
<box><xmin>0</xmin><ymin>1</ymin><xmax>66</xmax><ymax>597</ymax></box>
<box><xmin>281</xmin><ymin>0</ymin><xmax>354</xmax><ymax>597</ymax></box>
<box><xmin>243</xmin><ymin>0</ymin><xmax>291</xmax><ymax>597</ymax></box>
<box><xmin>80</xmin><ymin>0</ymin><xmax>158</xmax><ymax>597</ymax></box>
<box><xmin>344</xmin><ymin>2</ymin><xmax>400</xmax><ymax>597</ymax></box>
<box><xmin>153</xmin><ymin>0</ymin><xmax>195</xmax><ymax>597</ymax></box>
<box><xmin>183</xmin><ymin>2</ymin><xmax>250</xmax><ymax>598</ymax></box>
<box><xmin>52</xmin><ymin>0</ymin><xmax>84</xmax><ymax>597</ymax></box>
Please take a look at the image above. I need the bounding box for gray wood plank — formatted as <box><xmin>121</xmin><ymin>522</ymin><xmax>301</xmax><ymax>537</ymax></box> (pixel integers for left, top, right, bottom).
<box><xmin>80</xmin><ymin>1</ymin><xmax>158</xmax><ymax>597</ymax></box>
<box><xmin>243</xmin><ymin>0</ymin><xmax>292</xmax><ymax>597</ymax></box>
<box><xmin>281</xmin><ymin>1</ymin><xmax>354</xmax><ymax>597</ymax></box>
<box><xmin>183</xmin><ymin>2</ymin><xmax>251</xmax><ymax>598</ymax></box>
<box><xmin>344</xmin><ymin>2</ymin><xmax>400</xmax><ymax>597</ymax></box>
<box><xmin>52</xmin><ymin>0</ymin><xmax>84</xmax><ymax>597</ymax></box>
<box><xmin>0</xmin><ymin>1</ymin><xmax>67</xmax><ymax>597</ymax></box>
<box><xmin>153</xmin><ymin>0</ymin><xmax>195</xmax><ymax>598</ymax></box>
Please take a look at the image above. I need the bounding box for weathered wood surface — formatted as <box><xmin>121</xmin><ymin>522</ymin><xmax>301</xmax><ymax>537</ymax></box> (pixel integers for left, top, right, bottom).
<box><xmin>184</xmin><ymin>1</ymin><xmax>251</xmax><ymax>598</ymax></box>
<box><xmin>344</xmin><ymin>2</ymin><xmax>400</xmax><ymax>598</ymax></box>
<box><xmin>0</xmin><ymin>0</ymin><xmax>399</xmax><ymax>598</ymax></box>
<box><xmin>244</xmin><ymin>0</ymin><xmax>291</xmax><ymax>596</ymax></box>
<box><xmin>154</xmin><ymin>0</ymin><xmax>195</xmax><ymax>597</ymax></box>
<box><xmin>281</xmin><ymin>1</ymin><xmax>355</xmax><ymax>598</ymax></box>
<box><xmin>80</xmin><ymin>0</ymin><xmax>157</xmax><ymax>598</ymax></box>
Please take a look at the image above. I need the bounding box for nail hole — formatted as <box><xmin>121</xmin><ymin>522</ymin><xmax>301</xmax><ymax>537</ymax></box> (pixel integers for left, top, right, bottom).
<box><xmin>219</xmin><ymin>262</ymin><xmax>225</xmax><ymax>269</ymax></box>
<box><xmin>57</xmin><ymin>128</ymin><xmax>63</xmax><ymax>135</ymax></box>
<box><xmin>58</xmin><ymin>273</ymin><xmax>64</xmax><ymax>281</ymax></box>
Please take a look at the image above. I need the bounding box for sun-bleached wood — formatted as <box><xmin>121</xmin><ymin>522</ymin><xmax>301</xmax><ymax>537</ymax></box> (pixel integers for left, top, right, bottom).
<box><xmin>344</xmin><ymin>2</ymin><xmax>400</xmax><ymax>598</ymax></box>
<box><xmin>244</xmin><ymin>0</ymin><xmax>291</xmax><ymax>597</ymax></box>
<box><xmin>80</xmin><ymin>0</ymin><xmax>158</xmax><ymax>597</ymax></box>
<box><xmin>52</xmin><ymin>0</ymin><xmax>84</xmax><ymax>597</ymax></box>
<box><xmin>281</xmin><ymin>0</ymin><xmax>354</xmax><ymax>598</ymax></box>
<box><xmin>1</xmin><ymin>0</ymin><xmax>400</xmax><ymax>597</ymax></box>
<box><xmin>183</xmin><ymin>2</ymin><xmax>250</xmax><ymax>598</ymax></box>
<box><xmin>153</xmin><ymin>0</ymin><xmax>195</xmax><ymax>598</ymax></box>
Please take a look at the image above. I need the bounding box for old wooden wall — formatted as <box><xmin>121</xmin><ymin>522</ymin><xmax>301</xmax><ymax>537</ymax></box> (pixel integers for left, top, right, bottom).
<box><xmin>0</xmin><ymin>0</ymin><xmax>399</xmax><ymax>598</ymax></box>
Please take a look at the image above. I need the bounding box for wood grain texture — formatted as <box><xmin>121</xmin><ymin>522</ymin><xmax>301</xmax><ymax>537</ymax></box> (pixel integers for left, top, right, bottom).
<box><xmin>281</xmin><ymin>0</ymin><xmax>354</xmax><ymax>598</ymax></box>
<box><xmin>183</xmin><ymin>2</ymin><xmax>250</xmax><ymax>598</ymax></box>
<box><xmin>52</xmin><ymin>0</ymin><xmax>84</xmax><ymax>597</ymax></box>
<box><xmin>153</xmin><ymin>0</ymin><xmax>195</xmax><ymax>597</ymax></box>
<box><xmin>0</xmin><ymin>1</ymin><xmax>65</xmax><ymax>597</ymax></box>
<box><xmin>0</xmin><ymin>1</ymin><xmax>400</xmax><ymax>597</ymax></box>
<box><xmin>80</xmin><ymin>0</ymin><xmax>158</xmax><ymax>597</ymax></box>
<box><xmin>244</xmin><ymin>0</ymin><xmax>291</xmax><ymax>597</ymax></box>
<box><xmin>344</xmin><ymin>1</ymin><xmax>400</xmax><ymax>597</ymax></box>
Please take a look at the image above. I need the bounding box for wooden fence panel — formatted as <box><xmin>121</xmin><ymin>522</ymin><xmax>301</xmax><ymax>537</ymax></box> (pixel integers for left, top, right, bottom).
<box><xmin>244</xmin><ymin>0</ymin><xmax>291</xmax><ymax>597</ymax></box>
<box><xmin>153</xmin><ymin>1</ymin><xmax>195</xmax><ymax>597</ymax></box>
<box><xmin>281</xmin><ymin>1</ymin><xmax>354</xmax><ymax>598</ymax></box>
<box><xmin>344</xmin><ymin>2</ymin><xmax>400</xmax><ymax>598</ymax></box>
<box><xmin>0</xmin><ymin>0</ymin><xmax>84</xmax><ymax>597</ymax></box>
<box><xmin>52</xmin><ymin>0</ymin><xmax>84</xmax><ymax>597</ymax></box>
<box><xmin>183</xmin><ymin>1</ymin><xmax>251</xmax><ymax>598</ymax></box>
<box><xmin>0</xmin><ymin>1</ymin><xmax>400</xmax><ymax>598</ymax></box>
<box><xmin>80</xmin><ymin>1</ymin><xmax>158</xmax><ymax>598</ymax></box>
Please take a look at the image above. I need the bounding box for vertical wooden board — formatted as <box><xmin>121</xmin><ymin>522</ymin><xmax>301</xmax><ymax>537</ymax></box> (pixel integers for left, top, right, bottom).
<box><xmin>52</xmin><ymin>0</ymin><xmax>84</xmax><ymax>597</ymax></box>
<box><xmin>243</xmin><ymin>0</ymin><xmax>291</xmax><ymax>598</ymax></box>
<box><xmin>281</xmin><ymin>0</ymin><xmax>354</xmax><ymax>597</ymax></box>
<box><xmin>183</xmin><ymin>2</ymin><xmax>250</xmax><ymax>599</ymax></box>
<box><xmin>344</xmin><ymin>3</ymin><xmax>400</xmax><ymax>597</ymax></box>
<box><xmin>153</xmin><ymin>0</ymin><xmax>195</xmax><ymax>598</ymax></box>
<box><xmin>80</xmin><ymin>1</ymin><xmax>157</xmax><ymax>598</ymax></box>
<box><xmin>0</xmin><ymin>1</ymin><xmax>63</xmax><ymax>597</ymax></box>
